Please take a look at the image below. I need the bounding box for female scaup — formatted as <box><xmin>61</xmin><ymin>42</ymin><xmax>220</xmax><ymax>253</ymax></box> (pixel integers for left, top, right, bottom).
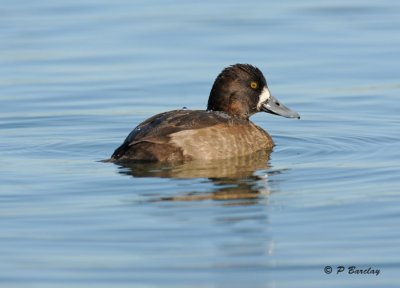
<box><xmin>111</xmin><ymin>64</ymin><xmax>299</xmax><ymax>162</ymax></box>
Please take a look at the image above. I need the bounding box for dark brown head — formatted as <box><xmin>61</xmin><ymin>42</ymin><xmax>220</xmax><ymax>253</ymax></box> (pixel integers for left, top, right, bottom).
<box><xmin>207</xmin><ymin>64</ymin><xmax>300</xmax><ymax>120</ymax></box>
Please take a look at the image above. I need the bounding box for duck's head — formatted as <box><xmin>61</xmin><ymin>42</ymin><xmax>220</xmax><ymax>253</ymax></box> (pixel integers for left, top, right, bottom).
<box><xmin>207</xmin><ymin>64</ymin><xmax>300</xmax><ymax>120</ymax></box>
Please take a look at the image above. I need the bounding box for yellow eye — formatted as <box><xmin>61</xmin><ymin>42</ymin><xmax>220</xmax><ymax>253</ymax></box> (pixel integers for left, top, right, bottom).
<box><xmin>250</xmin><ymin>81</ymin><xmax>258</xmax><ymax>89</ymax></box>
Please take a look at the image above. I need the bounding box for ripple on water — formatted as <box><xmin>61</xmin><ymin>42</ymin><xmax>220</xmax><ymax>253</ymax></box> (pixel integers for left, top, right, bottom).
<box><xmin>274</xmin><ymin>133</ymin><xmax>399</xmax><ymax>162</ymax></box>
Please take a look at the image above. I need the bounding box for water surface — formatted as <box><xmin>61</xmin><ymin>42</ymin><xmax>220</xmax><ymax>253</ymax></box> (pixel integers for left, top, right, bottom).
<box><xmin>1</xmin><ymin>1</ymin><xmax>400</xmax><ymax>287</ymax></box>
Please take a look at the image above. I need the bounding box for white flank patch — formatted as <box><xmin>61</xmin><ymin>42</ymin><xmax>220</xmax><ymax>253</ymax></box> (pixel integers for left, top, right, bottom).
<box><xmin>257</xmin><ymin>87</ymin><xmax>271</xmax><ymax>109</ymax></box>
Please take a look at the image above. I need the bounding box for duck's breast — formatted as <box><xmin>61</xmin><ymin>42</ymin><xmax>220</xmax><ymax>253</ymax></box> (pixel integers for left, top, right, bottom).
<box><xmin>169</xmin><ymin>122</ymin><xmax>273</xmax><ymax>160</ymax></box>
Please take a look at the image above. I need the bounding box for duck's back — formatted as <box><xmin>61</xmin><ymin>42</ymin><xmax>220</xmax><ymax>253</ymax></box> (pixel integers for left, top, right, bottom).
<box><xmin>111</xmin><ymin>110</ymin><xmax>273</xmax><ymax>162</ymax></box>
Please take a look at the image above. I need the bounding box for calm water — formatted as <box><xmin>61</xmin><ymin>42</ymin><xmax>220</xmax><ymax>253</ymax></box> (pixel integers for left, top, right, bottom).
<box><xmin>1</xmin><ymin>0</ymin><xmax>400</xmax><ymax>287</ymax></box>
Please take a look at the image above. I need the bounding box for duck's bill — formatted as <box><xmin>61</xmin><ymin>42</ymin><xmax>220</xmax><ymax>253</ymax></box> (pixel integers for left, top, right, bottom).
<box><xmin>261</xmin><ymin>94</ymin><xmax>300</xmax><ymax>119</ymax></box>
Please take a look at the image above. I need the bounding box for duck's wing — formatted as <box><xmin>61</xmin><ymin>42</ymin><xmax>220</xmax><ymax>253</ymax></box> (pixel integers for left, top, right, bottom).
<box><xmin>124</xmin><ymin>110</ymin><xmax>237</xmax><ymax>143</ymax></box>
<box><xmin>111</xmin><ymin>110</ymin><xmax>240</xmax><ymax>159</ymax></box>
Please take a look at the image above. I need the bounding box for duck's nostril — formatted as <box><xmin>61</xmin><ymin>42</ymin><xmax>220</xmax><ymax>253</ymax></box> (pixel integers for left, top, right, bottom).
<box><xmin>276</xmin><ymin>101</ymin><xmax>280</xmax><ymax>106</ymax></box>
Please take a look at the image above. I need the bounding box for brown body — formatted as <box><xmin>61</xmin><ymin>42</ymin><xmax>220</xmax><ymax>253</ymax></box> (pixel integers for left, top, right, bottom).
<box><xmin>112</xmin><ymin>110</ymin><xmax>273</xmax><ymax>162</ymax></box>
<box><xmin>110</xmin><ymin>64</ymin><xmax>299</xmax><ymax>163</ymax></box>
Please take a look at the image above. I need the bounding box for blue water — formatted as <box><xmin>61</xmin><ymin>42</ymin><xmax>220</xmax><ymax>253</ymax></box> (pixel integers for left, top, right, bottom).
<box><xmin>1</xmin><ymin>1</ymin><xmax>400</xmax><ymax>287</ymax></box>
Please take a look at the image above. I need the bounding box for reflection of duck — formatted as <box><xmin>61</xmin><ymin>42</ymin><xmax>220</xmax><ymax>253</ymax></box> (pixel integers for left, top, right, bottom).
<box><xmin>156</xmin><ymin>176</ymin><xmax>269</xmax><ymax>204</ymax></box>
<box><xmin>118</xmin><ymin>149</ymin><xmax>271</xmax><ymax>179</ymax></box>
<box><xmin>110</xmin><ymin>64</ymin><xmax>299</xmax><ymax>163</ymax></box>
<box><xmin>117</xmin><ymin>150</ymin><xmax>273</xmax><ymax>202</ymax></box>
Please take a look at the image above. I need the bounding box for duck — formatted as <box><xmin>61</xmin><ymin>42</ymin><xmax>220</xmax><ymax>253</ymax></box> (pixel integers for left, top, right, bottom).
<box><xmin>110</xmin><ymin>64</ymin><xmax>299</xmax><ymax>163</ymax></box>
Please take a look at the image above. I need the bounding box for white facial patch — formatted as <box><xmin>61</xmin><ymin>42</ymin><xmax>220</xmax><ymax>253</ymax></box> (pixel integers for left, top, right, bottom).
<box><xmin>257</xmin><ymin>87</ymin><xmax>271</xmax><ymax>109</ymax></box>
